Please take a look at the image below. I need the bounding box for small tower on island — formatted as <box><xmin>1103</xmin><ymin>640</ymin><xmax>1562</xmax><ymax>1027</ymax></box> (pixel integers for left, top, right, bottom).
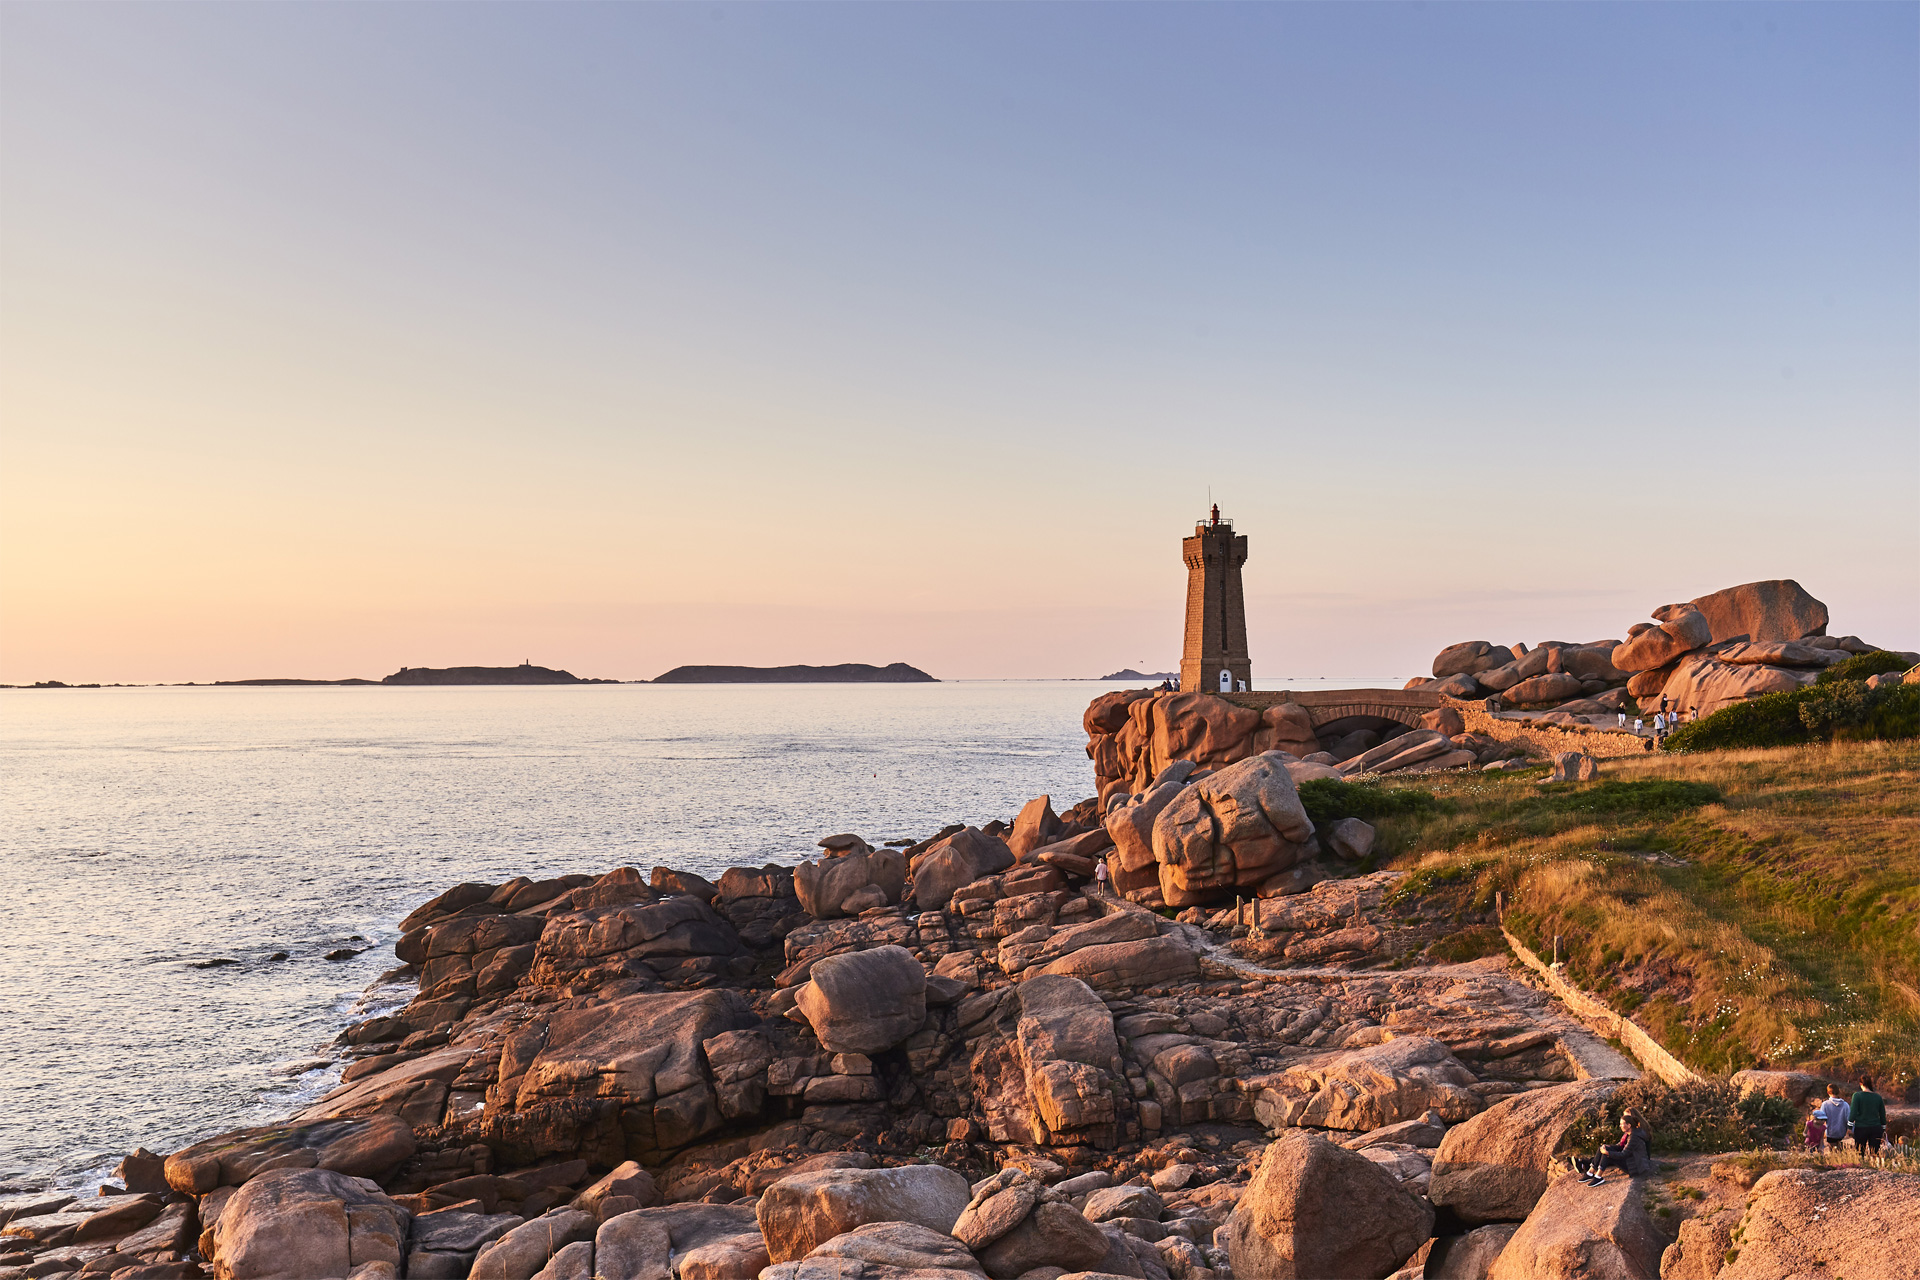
<box><xmin>1180</xmin><ymin>504</ymin><xmax>1251</xmax><ymax>695</ymax></box>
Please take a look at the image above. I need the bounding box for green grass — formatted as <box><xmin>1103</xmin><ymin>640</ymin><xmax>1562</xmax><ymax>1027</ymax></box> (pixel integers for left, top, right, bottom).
<box><xmin>1370</xmin><ymin>741</ymin><xmax>1920</xmax><ymax>1093</ymax></box>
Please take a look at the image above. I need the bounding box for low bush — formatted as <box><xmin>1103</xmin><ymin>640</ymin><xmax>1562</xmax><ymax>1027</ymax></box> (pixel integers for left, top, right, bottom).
<box><xmin>1666</xmin><ymin>681</ymin><xmax>1919</xmax><ymax>752</ymax></box>
<box><xmin>1295</xmin><ymin>777</ymin><xmax>1443</xmax><ymax>829</ymax></box>
<box><xmin>1817</xmin><ymin>650</ymin><xmax>1911</xmax><ymax>685</ymax></box>
<box><xmin>1533</xmin><ymin>779</ymin><xmax>1722</xmax><ymax>815</ymax></box>
<box><xmin>1562</xmin><ymin>1077</ymin><xmax>1799</xmax><ymax>1155</ymax></box>
<box><xmin>1426</xmin><ymin>923</ymin><xmax>1507</xmax><ymax>963</ymax></box>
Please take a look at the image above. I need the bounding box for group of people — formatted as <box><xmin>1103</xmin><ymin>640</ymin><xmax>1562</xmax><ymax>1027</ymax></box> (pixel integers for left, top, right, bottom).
<box><xmin>1565</xmin><ymin>1076</ymin><xmax>1892</xmax><ymax>1191</ymax></box>
<box><xmin>1806</xmin><ymin>1078</ymin><xmax>1890</xmax><ymax>1155</ymax></box>
<box><xmin>1621</xmin><ymin>695</ymin><xmax>1698</xmax><ymax>745</ymax></box>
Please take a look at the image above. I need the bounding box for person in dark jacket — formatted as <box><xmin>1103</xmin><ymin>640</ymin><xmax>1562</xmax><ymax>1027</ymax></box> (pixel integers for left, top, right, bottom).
<box><xmin>1851</xmin><ymin>1077</ymin><xmax>1888</xmax><ymax>1155</ymax></box>
<box><xmin>1570</xmin><ymin>1111</ymin><xmax>1654</xmax><ymax>1185</ymax></box>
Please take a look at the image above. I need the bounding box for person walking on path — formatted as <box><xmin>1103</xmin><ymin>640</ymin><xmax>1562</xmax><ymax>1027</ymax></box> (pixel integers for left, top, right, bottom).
<box><xmin>1093</xmin><ymin>857</ymin><xmax>1110</xmax><ymax>898</ymax></box>
<box><xmin>1804</xmin><ymin>1099</ymin><xmax>1828</xmax><ymax>1150</ymax></box>
<box><xmin>1569</xmin><ymin>1111</ymin><xmax>1654</xmax><ymax>1185</ymax></box>
<box><xmin>1817</xmin><ymin>1084</ymin><xmax>1852</xmax><ymax>1150</ymax></box>
<box><xmin>1851</xmin><ymin>1077</ymin><xmax>1888</xmax><ymax>1155</ymax></box>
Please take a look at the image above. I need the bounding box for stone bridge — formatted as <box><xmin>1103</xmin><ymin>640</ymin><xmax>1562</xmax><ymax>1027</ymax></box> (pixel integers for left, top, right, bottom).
<box><xmin>1219</xmin><ymin>688</ymin><xmax>1444</xmax><ymax>731</ymax></box>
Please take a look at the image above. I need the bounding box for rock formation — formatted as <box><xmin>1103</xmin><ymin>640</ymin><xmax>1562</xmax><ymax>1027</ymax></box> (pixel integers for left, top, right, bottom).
<box><xmin>35</xmin><ymin>744</ymin><xmax>1904</xmax><ymax>1280</ymax></box>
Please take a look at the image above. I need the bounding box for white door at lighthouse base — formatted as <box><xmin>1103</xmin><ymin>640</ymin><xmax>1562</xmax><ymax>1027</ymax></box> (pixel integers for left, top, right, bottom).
<box><xmin>1218</xmin><ymin>669</ymin><xmax>1233</xmax><ymax>692</ymax></box>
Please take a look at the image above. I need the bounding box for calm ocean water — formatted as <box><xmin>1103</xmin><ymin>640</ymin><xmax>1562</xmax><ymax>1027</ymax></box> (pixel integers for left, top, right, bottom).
<box><xmin>0</xmin><ymin>678</ymin><xmax>1388</xmax><ymax>1189</ymax></box>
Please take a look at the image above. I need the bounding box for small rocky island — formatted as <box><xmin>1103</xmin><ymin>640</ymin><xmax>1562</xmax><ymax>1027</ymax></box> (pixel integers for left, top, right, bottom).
<box><xmin>651</xmin><ymin>663</ymin><xmax>937</xmax><ymax>684</ymax></box>
<box><xmin>382</xmin><ymin>665</ymin><xmax>618</xmax><ymax>686</ymax></box>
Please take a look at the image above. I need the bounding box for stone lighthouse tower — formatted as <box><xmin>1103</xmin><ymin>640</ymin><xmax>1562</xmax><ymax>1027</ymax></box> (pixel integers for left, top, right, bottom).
<box><xmin>1180</xmin><ymin>505</ymin><xmax>1251</xmax><ymax>695</ymax></box>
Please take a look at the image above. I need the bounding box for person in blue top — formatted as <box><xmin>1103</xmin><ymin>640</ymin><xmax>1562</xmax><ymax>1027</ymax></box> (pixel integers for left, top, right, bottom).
<box><xmin>1850</xmin><ymin>1077</ymin><xmax>1887</xmax><ymax>1155</ymax></box>
<box><xmin>1816</xmin><ymin>1084</ymin><xmax>1852</xmax><ymax>1149</ymax></box>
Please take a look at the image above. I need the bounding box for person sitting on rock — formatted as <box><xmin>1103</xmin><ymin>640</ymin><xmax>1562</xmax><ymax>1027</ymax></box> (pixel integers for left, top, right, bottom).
<box><xmin>1569</xmin><ymin>1111</ymin><xmax>1653</xmax><ymax>1185</ymax></box>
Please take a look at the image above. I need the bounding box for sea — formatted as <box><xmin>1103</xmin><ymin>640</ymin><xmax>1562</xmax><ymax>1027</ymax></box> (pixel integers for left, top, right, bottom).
<box><xmin>0</xmin><ymin>677</ymin><xmax>1391</xmax><ymax>1191</ymax></box>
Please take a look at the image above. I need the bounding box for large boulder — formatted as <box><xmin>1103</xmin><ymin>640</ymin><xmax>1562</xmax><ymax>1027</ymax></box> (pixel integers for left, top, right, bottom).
<box><xmin>1254</xmin><ymin>1036</ymin><xmax>1482</xmax><ymax>1132</ymax></box>
<box><xmin>470</xmin><ymin>1210</ymin><xmax>597</xmax><ymax>1280</ymax></box>
<box><xmin>1485</xmin><ymin>1172</ymin><xmax>1664</xmax><ymax>1280</ymax></box>
<box><xmin>1255</xmin><ymin>702</ymin><xmax>1322</xmax><ymax>757</ymax></box>
<box><xmin>164</xmin><ymin>1117</ymin><xmax>418</xmax><ymax>1195</ymax></box>
<box><xmin>1012</xmin><ymin>975</ymin><xmax>1123</xmax><ymax>1141</ymax></box>
<box><xmin>979</xmin><ymin>1201</ymin><xmax>1111</xmax><ymax>1279</ymax></box>
<box><xmin>1151</xmin><ymin>752</ymin><xmax>1317</xmax><ymax>907</ymax></box>
<box><xmin>1010</xmin><ymin>796</ymin><xmax>1067</xmax><ymax>860</ymax></box>
<box><xmin>492</xmin><ymin>988</ymin><xmax>753</xmax><ymax>1166</ymax></box>
<box><xmin>590</xmin><ymin>1204</ymin><xmax>761</xmax><ymax>1280</ymax></box>
<box><xmin>764</xmin><ymin>1221</ymin><xmax>988</xmax><ymax>1280</ymax></box>
<box><xmin>1336</xmin><ymin>731</ymin><xmax>1443</xmax><ymax>778</ymax></box>
<box><xmin>1434</xmin><ymin>642</ymin><xmax>1506</xmax><ymax>679</ymax></box>
<box><xmin>407</xmin><ymin>1208</ymin><xmax>524</xmax><ymax>1278</ymax></box>
<box><xmin>795</xmin><ymin>847</ymin><xmax>907</xmax><ymax>919</ymax></box>
<box><xmin>1658</xmin><ymin>655</ymin><xmax>1812</xmax><ymax>717</ymax></box>
<box><xmin>1423</xmin><ymin>1224</ymin><xmax>1520</xmax><ymax>1279</ymax></box>
<box><xmin>1428</xmin><ymin>1080</ymin><xmax>1618</xmax><ymax>1225</ymax></box>
<box><xmin>1037</xmin><ymin>935</ymin><xmax>1198</xmax><ymax>991</ymax></box>
<box><xmin>1687</xmin><ymin>579</ymin><xmax>1828</xmax><ymax>643</ymax></box>
<box><xmin>206</xmin><ymin>1167</ymin><xmax>410</xmax><ymax>1280</ymax></box>
<box><xmin>1105</xmin><ymin>782</ymin><xmax>1186</xmax><ymax>902</ymax></box>
<box><xmin>1715</xmin><ymin>640</ymin><xmax>1843</xmax><ymax>669</ymax></box>
<box><xmin>794</xmin><ymin>945</ymin><xmax>928</xmax><ymax>1055</ymax></box>
<box><xmin>530</xmin><ymin>895</ymin><xmax>744</xmax><ymax>988</ymax></box>
<box><xmin>912</xmin><ymin>828</ymin><xmax>1016</xmax><ymax>911</ymax></box>
<box><xmin>1503</xmin><ymin>673</ymin><xmax>1584</xmax><ymax>706</ymax></box>
<box><xmin>1714</xmin><ymin>1167</ymin><xmax>1920</xmax><ymax>1280</ymax></box>
<box><xmin>1612</xmin><ymin>612</ymin><xmax>1710</xmax><ymax>674</ymax></box>
<box><xmin>757</xmin><ymin>1165</ymin><xmax>973</xmax><ymax>1263</ymax></box>
<box><xmin>1225</xmin><ymin>1130</ymin><xmax>1433</xmax><ymax>1280</ymax></box>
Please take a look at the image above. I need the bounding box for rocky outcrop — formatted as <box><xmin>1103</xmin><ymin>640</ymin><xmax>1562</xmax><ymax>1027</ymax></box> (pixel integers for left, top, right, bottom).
<box><xmin>1686</xmin><ymin>579</ymin><xmax>1828</xmax><ymax>644</ymax></box>
<box><xmin>1486</xmin><ymin>1172</ymin><xmax>1665</xmax><ymax>1280</ymax></box>
<box><xmin>164</xmin><ymin>1117</ymin><xmax>417</xmax><ymax>1195</ymax></box>
<box><xmin>756</xmin><ymin>1165</ymin><xmax>972</xmax><ymax>1263</ymax></box>
<box><xmin>1085</xmin><ymin>692</ymin><xmax>1321</xmax><ymax>804</ymax></box>
<box><xmin>1150</xmin><ymin>753</ymin><xmax>1317</xmax><ymax>907</ymax></box>
<box><xmin>795</xmin><ymin>846</ymin><xmax>906</xmax><ymax>919</ymax></box>
<box><xmin>1713</xmin><ymin>1167</ymin><xmax>1920</xmax><ymax>1280</ymax></box>
<box><xmin>1251</xmin><ymin>1036</ymin><xmax>1482</xmax><ymax>1132</ymax></box>
<box><xmin>1226</xmin><ymin>1130</ymin><xmax>1433</xmax><ymax>1280</ymax></box>
<box><xmin>205</xmin><ymin>1167</ymin><xmax>410</xmax><ymax>1280</ymax></box>
<box><xmin>912</xmin><ymin>828</ymin><xmax>1016</xmax><ymax>911</ymax></box>
<box><xmin>1429</xmin><ymin>1080</ymin><xmax>1619</xmax><ymax>1225</ymax></box>
<box><xmin>97</xmin><ymin>828</ymin><xmax>1689</xmax><ymax>1280</ymax></box>
<box><xmin>764</xmin><ymin>1220</ymin><xmax>986</xmax><ymax>1280</ymax></box>
<box><xmin>794</xmin><ymin>945</ymin><xmax>928</xmax><ymax>1055</ymax></box>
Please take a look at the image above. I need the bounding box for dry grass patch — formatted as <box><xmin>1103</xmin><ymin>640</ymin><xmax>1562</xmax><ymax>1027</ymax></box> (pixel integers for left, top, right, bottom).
<box><xmin>1372</xmin><ymin>740</ymin><xmax>1920</xmax><ymax>1090</ymax></box>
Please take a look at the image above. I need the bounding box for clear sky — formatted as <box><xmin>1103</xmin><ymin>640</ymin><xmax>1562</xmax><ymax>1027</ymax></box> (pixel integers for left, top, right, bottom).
<box><xmin>2</xmin><ymin>2</ymin><xmax>1914</xmax><ymax>683</ymax></box>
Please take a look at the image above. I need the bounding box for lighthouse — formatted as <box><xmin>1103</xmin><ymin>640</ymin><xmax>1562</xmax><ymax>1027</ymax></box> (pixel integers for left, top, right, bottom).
<box><xmin>1180</xmin><ymin>505</ymin><xmax>1251</xmax><ymax>695</ymax></box>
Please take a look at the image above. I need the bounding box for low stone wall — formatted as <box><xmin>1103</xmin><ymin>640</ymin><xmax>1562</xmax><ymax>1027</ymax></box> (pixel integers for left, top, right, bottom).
<box><xmin>1502</xmin><ymin>926</ymin><xmax>1700</xmax><ymax>1087</ymax></box>
<box><xmin>1454</xmin><ymin>700</ymin><xmax>1652</xmax><ymax>761</ymax></box>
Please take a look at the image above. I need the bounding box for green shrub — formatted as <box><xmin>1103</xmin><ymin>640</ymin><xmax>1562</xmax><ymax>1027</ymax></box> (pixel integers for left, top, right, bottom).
<box><xmin>1295</xmin><ymin>778</ymin><xmax>1443</xmax><ymax>829</ymax></box>
<box><xmin>1817</xmin><ymin>650</ymin><xmax>1911</xmax><ymax>685</ymax></box>
<box><xmin>1533</xmin><ymin>779</ymin><xmax>1722</xmax><ymax>815</ymax></box>
<box><xmin>1666</xmin><ymin>680</ymin><xmax>1919</xmax><ymax>752</ymax></box>
<box><xmin>1562</xmin><ymin>1077</ymin><xmax>1799</xmax><ymax>1155</ymax></box>
<box><xmin>1427</xmin><ymin>924</ymin><xmax>1507</xmax><ymax>963</ymax></box>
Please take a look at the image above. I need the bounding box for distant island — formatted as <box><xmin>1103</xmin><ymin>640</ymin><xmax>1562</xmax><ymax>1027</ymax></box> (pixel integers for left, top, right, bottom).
<box><xmin>213</xmin><ymin>678</ymin><xmax>379</xmax><ymax>686</ymax></box>
<box><xmin>382</xmin><ymin>664</ymin><xmax>617</xmax><ymax>685</ymax></box>
<box><xmin>650</xmin><ymin>662</ymin><xmax>936</xmax><ymax>684</ymax></box>
<box><xmin>1100</xmin><ymin>668</ymin><xmax>1176</xmax><ymax>681</ymax></box>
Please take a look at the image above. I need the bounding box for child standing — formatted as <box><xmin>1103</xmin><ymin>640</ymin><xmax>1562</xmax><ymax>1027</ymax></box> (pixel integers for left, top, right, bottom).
<box><xmin>1805</xmin><ymin>1100</ymin><xmax>1828</xmax><ymax>1151</ymax></box>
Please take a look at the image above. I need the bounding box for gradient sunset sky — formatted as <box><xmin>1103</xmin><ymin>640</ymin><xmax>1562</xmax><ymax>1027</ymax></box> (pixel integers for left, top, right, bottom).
<box><xmin>2</xmin><ymin>2</ymin><xmax>1914</xmax><ymax>684</ymax></box>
